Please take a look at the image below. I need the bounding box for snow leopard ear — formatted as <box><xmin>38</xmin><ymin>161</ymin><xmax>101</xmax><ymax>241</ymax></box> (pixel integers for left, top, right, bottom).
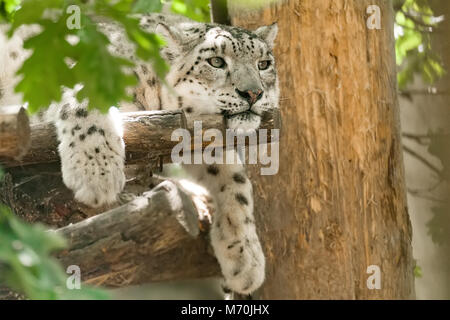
<box><xmin>254</xmin><ymin>23</ymin><xmax>278</xmax><ymax>49</ymax></box>
<box><xmin>155</xmin><ymin>23</ymin><xmax>184</xmax><ymax>52</ymax></box>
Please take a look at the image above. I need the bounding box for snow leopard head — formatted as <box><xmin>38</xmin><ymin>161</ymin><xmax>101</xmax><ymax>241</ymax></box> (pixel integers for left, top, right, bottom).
<box><xmin>157</xmin><ymin>21</ymin><xmax>279</xmax><ymax>130</ymax></box>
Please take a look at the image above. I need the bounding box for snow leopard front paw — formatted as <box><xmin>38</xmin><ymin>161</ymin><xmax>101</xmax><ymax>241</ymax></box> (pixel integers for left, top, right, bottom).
<box><xmin>59</xmin><ymin>131</ymin><xmax>126</xmax><ymax>207</ymax></box>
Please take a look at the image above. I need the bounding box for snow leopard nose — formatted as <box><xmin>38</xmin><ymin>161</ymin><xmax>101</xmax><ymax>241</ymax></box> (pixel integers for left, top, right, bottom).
<box><xmin>235</xmin><ymin>88</ymin><xmax>264</xmax><ymax>106</ymax></box>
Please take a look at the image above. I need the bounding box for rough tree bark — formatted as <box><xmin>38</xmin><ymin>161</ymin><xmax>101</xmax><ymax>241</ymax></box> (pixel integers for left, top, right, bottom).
<box><xmin>54</xmin><ymin>180</ymin><xmax>219</xmax><ymax>287</ymax></box>
<box><xmin>0</xmin><ymin>106</ymin><xmax>30</xmax><ymax>159</ymax></box>
<box><xmin>229</xmin><ymin>0</ymin><xmax>415</xmax><ymax>299</ymax></box>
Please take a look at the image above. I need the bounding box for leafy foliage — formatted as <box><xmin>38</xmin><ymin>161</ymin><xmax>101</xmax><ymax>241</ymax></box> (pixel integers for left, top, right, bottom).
<box><xmin>395</xmin><ymin>0</ymin><xmax>445</xmax><ymax>88</ymax></box>
<box><xmin>0</xmin><ymin>0</ymin><xmax>19</xmax><ymax>21</ymax></box>
<box><xmin>413</xmin><ymin>264</ymin><xmax>423</xmax><ymax>278</ymax></box>
<box><xmin>0</xmin><ymin>203</ymin><xmax>109</xmax><ymax>299</ymax></box>
<box><xmin>171</xmin><ymin>0</ymin><xmax>210</xmax><ymax>22</ymax></box>
<box><xmin>70</xmin><ymin>15</ymin><xmax>137</xmax><ymax>113</ymax></box>
<box><xmin>1</xmin><ymin>0</ymin><xmax>172</xmax><ymax>113</ymax></box>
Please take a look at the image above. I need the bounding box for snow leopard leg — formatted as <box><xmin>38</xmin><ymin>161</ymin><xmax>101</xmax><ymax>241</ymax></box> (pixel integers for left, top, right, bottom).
<box><xmin>49</xmin><ymin>92</ymin><xmax>126</xmax><ymax>207</ymax></box>
<box><xmin>183</xmin><ymin>157</ymin><xmax>265</xmax><ymax>295</ymax></box>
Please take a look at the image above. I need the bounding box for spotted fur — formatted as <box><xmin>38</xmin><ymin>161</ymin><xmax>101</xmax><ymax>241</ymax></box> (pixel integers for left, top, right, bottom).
<box><xmin>0</xmin><ymin>13</ymin><xmax>280</xmax><ymax>295</ymax></box>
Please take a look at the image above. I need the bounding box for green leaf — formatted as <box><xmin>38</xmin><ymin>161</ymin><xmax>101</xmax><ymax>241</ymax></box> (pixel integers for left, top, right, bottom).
<box><xmin>71</xmin><ymin>16</ymin><xmax>137</xmax><ymax>112</ymax></box>
<box><xmin>171</xmin><ymin>0</ymin><xmax>210</xmax><ymax>22</ymax></box>
<box><xmin>0</xmin><ymin>0</ymin><xmax>21</xmax><ymax>21</ymax></box>
<box><xmin>9</xmin><ymin>0</ymin><xmax>63</xmax><ymax>34</ymax></box>
<box><xmin>98</xmin><ymin>7</ymin><xmax>169</xmax><ymax>80</ymax></box>
<box><xmin>14</xmin><ymin>18</ymin><xmax>76</xmax><ymax>113</ymax></box>
<box><xmin>413</xmin><ymin>265</ymin><xmax>423</xmax><ymax>278</ymax></box>
<box><xmin>132</xmin><ymin>0</ymin><xmax>163</xmax><ymax>13</ymax></box>
<box><xmin>0</xmin><ymin>204</ymin><xmax>110</xmax><ymax>300</ymax></box>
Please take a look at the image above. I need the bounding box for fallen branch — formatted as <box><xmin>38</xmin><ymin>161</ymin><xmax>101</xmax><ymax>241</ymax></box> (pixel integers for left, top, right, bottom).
<box><xmin>0</xmin><ymin>109</ymin><xmax>281</xmax><ymax>168</ymax></box>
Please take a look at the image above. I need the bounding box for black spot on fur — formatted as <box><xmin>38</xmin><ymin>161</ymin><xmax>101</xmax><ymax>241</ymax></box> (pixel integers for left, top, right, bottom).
<box><xmin>233</xmin><ymin>173</ymin><xmax>246</xmax><ymax>184</ymax></box>
<box><xmin>207</xmin><ymin>165</ymin><xmax>219</xmax><ymax>175</ymax></box>
<box><xmin>227</xmin><ymin>216</ymin><xmax>234</xmax><ymax>227</ymax></box>
<box><xmin>185</xmin><ymin>107</ymin><xmax>193</xmax><ymax>113</ymax></box>
<box><xmin>60</xmin><ymin>109</ymin><xmax>69</xmax><ymax>120</ymax></box>
<box><xmin>235</xmin><ymin>193</ymin><xmax>248</xmax><ymax>205</ymax></box>
<box><xmin>75</xmin><ymin>108</ymin><xmax>88</xmax><ymax>118</ymax></box>
<box><xmin>87</xmin><ymin>125</ymin><xmax>97</xmax><ymax>135</ymax></box>
<box><xmin>99</xmin><ymin>129</ymin><xmax>105</xmax><ymax>136</ymax></box>
<box><xmin>227</xmin><ymin>240</ymin><xmax>240</xmax><ymax>249</ymax></box>
<box><xmin>95</xmin><ymin>148</ymin><xmax>100</xmax><ymax>153</ymax></box>
<box><xmin>79</xmin><ymin>134</ymin><xmax>86</xmax><ymax>141</ymax></box>
<box><xmin>71</xmin><ymin>125</ymin><xmax>81</xmax><ymax>136</ymax></box>
<box><xmin>9</xmin><ymin>51</ymin><xmax>18</xmax><ymax>60</ymax></box>
<box><xmin>69</xmin><ymin>142</ymin><xmax>75</xmax><ymax>148</ymax></box>
<box><xmin>220</xmin><ymin>185</ymin><xmax>226</xmax><ymax>192</ymax></box>
<box><xmin>244</xmin><ymin>217</ymin><xmax>254</xmax><ymax>224</ymax></box>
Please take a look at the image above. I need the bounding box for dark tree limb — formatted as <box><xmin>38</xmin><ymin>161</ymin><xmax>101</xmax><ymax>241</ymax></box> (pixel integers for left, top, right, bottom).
<box><xmin>0</xmin><ymin>109</ymin><xmax>281</xmax><ymax>168</ymax></box>
<box><xmin>210</xmin><ymin>0</ymin><xmax>231</xmax><ymax>25</ymax></box>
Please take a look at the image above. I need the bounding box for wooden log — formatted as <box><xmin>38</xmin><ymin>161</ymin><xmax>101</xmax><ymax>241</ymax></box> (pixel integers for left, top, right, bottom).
<box><xmin>0</xmin><ymin>106</ymin><xmax>30</xmax><ymax>159</ymax></box>
<box><xmin>0</xmin><ymin>109</ymin><xmax>281</xmax><ymax>168</ymax></box>
<box><xmin>0</xmin><ymin>180</ymin><xmax>220</xmax><ymax>297</ymax></box>
<box><xmin>54</xmin><ymin>180</ymin><xmax>220</xmax><ymax>287</ymax></box>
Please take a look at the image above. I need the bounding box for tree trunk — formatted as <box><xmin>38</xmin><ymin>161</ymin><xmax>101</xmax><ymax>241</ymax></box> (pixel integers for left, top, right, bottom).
<box><xmin>229</xmin><ymin>0</ymin><xmax>415</xmax><ymax>299</ymax></box>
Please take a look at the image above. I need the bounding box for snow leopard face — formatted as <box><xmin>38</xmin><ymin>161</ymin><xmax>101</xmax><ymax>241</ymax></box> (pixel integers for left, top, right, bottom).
<box><xmin>157</xmin><ymin>21</ymin><xmax>279</xmax><ymax>131</ymax></box>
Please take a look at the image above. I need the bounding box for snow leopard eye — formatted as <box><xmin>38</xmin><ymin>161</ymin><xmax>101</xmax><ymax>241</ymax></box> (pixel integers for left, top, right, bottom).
<box><xmin>207</xmin><ymin>57</ymin><xmax>226</xmax><ymax>68</ymax></box>
<box><xmin>258</xmin><ymin>60</ymin><xmax>271</xmax><ymax>70</ymax></box>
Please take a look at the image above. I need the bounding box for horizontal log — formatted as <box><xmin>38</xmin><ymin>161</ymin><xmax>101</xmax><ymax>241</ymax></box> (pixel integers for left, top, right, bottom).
<box><xmin>0</xmin><ymin>106</ymin><xmax>30</xmax><ymax>159</ymax></box>
<box><xmin>0</xmin><ymin>180</ymin><xmax>220</xmax><ymax>298</ymax></box>
<box><xmin>0</xmin><ymin>109</ymin><xmax>281</xmax><ymax>168</ymax></box>
<box><xmin>54</xmin><ymin>180</ymin><xmax>220</xmax><ymax>287</ymax></box>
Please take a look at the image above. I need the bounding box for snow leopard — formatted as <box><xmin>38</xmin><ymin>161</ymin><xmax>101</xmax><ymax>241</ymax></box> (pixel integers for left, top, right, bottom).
<box><xmin>0</xmin><ymin>13</ymin><xmax>279</xmax><ymax>295</ymax></box>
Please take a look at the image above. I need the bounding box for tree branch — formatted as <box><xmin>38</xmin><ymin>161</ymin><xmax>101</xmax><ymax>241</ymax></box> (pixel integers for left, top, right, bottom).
<box><xmin>403</xmin><ymin>145</ymin><xmax>442</xmax><ymax>176</ymax></box>
<box><xmin>0</xmin><ymin>180</ymin><xmax>220</xmax><ymax>297</ymax></box>
<box><xmin>55</xmin><ymin>180</ymin><xmax>220</xmax><ymax>287</ymax></box>
<box><xmin>0</xmin><ymin>109</ymin><xmax>281</xmax><ymax>168</ymax></box>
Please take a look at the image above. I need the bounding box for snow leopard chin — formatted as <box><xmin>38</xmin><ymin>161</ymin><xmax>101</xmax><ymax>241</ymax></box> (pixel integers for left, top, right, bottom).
<box><xmin>226</xmin><ymin>112</ymin><xmax>262</xmax><ymax>131</ymax></box>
